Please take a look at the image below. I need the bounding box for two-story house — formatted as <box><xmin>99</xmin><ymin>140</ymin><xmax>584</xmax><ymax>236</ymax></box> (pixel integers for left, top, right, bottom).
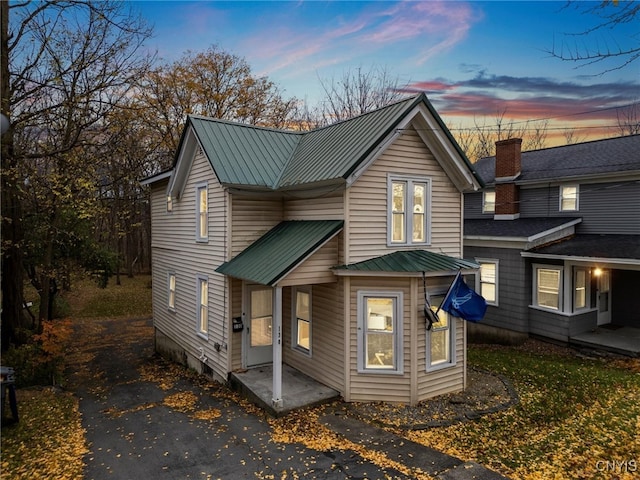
<box><xmin>463</xmin><ymin>136</ymin><xmax>640</xmax><ymax>353</ymax></box>
<box><xmin>141</xmin><ymin>94</ymin><xmax>485</xmax><ymax>413</ymax></box>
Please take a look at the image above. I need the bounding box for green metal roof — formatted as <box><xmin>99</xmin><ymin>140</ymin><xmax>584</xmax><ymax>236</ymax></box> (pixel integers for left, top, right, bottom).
<box><xmin>333</xmin><ymin>250</ymin><xmax>479</xmax><ymax>274</ymax></box>
<box><xmin>216</xmin><ymin>220</ymin><xmax>344</xmax><ymax>286</ymax></box>
<box><xmin>180</xmin><ymin>93</ymin><xmax>482</xmax><ymax>190</ymax></box>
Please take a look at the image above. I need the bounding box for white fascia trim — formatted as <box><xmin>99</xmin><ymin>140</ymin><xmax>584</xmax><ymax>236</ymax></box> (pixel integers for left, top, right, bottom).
<box><xmin>411</xmin><ymin>105</ymin><xmax>481</xmax><ymax>192</ymax></box>
<box><xmin>495</xmin><ymin>174</ymin><xmax>521</xmax><ymax>183</ymax></box>
<box><xmin>168</xmin><ymin>127</ymin><xmax>203</xmax><ymax>200</ymax></box>
<box><xmin>521</xmin><ymin>251</ymin><xmax>640</xmax><ymax>268</ymax></box>
<box><xmin>140</xmin><ymin>170</ymin><xmax>172</xmax><ymax>186</ymax></box>
<box><xmin>527</xmin><ymin>218</ymin><xmax>582</xmax><ymax>242</ymax></box>
<box><xmin>493</xmin><ymin>213</ymin><xmax>520</xmax><ymax>220</ymax></box>
<box><xmin>345</xmin><ymin>125</ymin><xmax>404</xmax><ymax>187</ymax></box>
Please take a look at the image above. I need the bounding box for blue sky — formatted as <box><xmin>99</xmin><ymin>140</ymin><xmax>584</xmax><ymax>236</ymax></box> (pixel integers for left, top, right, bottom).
<box><xmin>133</xmin><ymin>0</ymin><xmax>639</xmax><ymax>141</ymax></box>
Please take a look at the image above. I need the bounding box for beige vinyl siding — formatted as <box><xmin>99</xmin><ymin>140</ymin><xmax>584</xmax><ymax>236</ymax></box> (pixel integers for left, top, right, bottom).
<box><xmin>230</xmin><ymin>278</ymin><xmax>243</xmax><ymax>370</ymax></box>
<box><xmin>277</xmin><ymin>237</ymin><xmax>339</xmax><ymax>287</ymax></box>
<box><xmin>283</xmin><ymin>283</ymin><xmax>345</xmax><ymax>393</ymax></box>
<box><xmin>149</xmin><ymin>151</ymin><xmax>230</xmax><ymax>381</ymax></box>
<box><xmin>284</xmin><ymin>193</ymin><xmax>344</xmax><ymax>220</ymax></box>
<box><xmin>347</xmin><ymin>126</ymin><xmax>463</xmax><ymax>263</ymax></box>
<box><xmin>231</xmin><ymin>195</ymin><xmax>283</xmax><ymax>256</ymax></box>
<box><xmin>348</xmin><ymin>277</ymin><xmax>412</xmax><ymax>404</ymax></box>
<box><xmin>417</xmin><ymin>277</ymin><xmax>465</xmax><ymax>400</ymax></box>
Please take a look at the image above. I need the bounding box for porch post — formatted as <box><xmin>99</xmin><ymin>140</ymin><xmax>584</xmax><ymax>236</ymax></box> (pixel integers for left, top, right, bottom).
<box><xmin>272</xmin><ymin>285</ymin><xmax>283</xmax><ymax>409</ymax></box>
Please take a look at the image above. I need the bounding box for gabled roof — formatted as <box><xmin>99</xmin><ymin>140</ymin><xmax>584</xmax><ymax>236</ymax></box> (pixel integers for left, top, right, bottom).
<box><xmin>215</xmin><ymin>220</ymin><xmax>343</xmax><ymax>286</ymax></box>
<box><xmin>333</xmin><ymin>250</ymin><xmax>479</xmax><ymax>276</ymax></box>
<box><xmin>475</xmin><ymin>134</ymin><xmax>640</xmax><ymax>185</ymax></box>
<box><xmin>163</xmin><ymin>93</ymin><xmax>483</xmax><ymax>195</ymax></box>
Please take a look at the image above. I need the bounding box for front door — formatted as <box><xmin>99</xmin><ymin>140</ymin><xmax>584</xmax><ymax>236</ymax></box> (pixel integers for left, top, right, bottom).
<box><xmin>597</xmin><ymin>269</ymin><xmax>611</xmax><ymax>326</ymax></box>
<box><xmin>245</xmin><ymin>286</ymin><xmax>273</xmax><ymax>367</ymax></box>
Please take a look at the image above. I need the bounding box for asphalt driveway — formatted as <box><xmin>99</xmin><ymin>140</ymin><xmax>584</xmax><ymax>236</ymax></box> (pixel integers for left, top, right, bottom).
<box><xmin>67</xmin><ymin>317</ymin><xmax>507</xmax><ymax>480</ymax></box>
<box><xmin>67</xmin><ymin>317</ymin><xmax>416</xmax><ymax>479</ymax></box>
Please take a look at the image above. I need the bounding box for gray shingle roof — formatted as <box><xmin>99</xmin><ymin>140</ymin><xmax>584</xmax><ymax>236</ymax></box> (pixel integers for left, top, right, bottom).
<box><xmin>528</xmin><ymin>234</ymin><xmax>640</xmax><ymax>261</ymax></box>
<box><xmin>475</xmin><ymin>135</ymin><xmax>640</xmax><ymax>185</ymax></box>
<box><xmin>464</xmin><ymin>217</ymin><xmax>581</xmax><ymax>238</ymax></box>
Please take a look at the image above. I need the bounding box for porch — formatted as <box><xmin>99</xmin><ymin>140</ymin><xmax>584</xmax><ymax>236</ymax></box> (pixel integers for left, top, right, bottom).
<box><xmin>229</xmin><ymin>364</ymin><xmax>340</xmax><ymax>417</ymax></box>
<box><xmin>570</xmin><ymin>325</ymin><xmax>640</xmax><ymax>357</ymax></box>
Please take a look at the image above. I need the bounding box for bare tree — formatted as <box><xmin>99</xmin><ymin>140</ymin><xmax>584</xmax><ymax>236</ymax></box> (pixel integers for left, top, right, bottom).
<box><xmin>548</xmin><ymin>1</ymin><xmax>640</xmax><ymax>74</ymax></box>
<box><xmin>2</xmin><ymin>1</ymin><xmax>153</xmax><ymax>339</ymax></box>
<box><xmin>315</xmin><ymin>66</ymin><xmax>407</xmax><ymax>125</ymax></box>
<box><xmin>616</xmin><ymin>100</ymin><xmax>640</xmax><ymax>135</ymax></box>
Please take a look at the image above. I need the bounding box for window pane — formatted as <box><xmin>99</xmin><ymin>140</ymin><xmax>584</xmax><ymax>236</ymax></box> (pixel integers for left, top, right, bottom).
<box><xmin>481</xmin><ymin>283</ymin><xmax>496</xmax><ymax>303</ymax></box>
<box><xmin>367</xmin><ymin>298</ymin><xmax>393</xmax><ymax>331</ymax></box>
<box><xmin>296</xmin><ymin>291</ymin><xmax>310</xmax><ymax>321</ymax></box>
<box><xmin>199</xmin><ymin>279</ymin><xmax>208</xmax><ymax>333</ymax></box>
<box><xmin>483</xmin><ymin>191</ymin><xmax>495</xmax><ymax>213</ymax></box>
<box><xmin>297</xmin><ymin>319</ymin><xmax>310</xmax><ymax>350</ymax></box>
<box><xmin>252</xmin><ymin>288</ymin><xmax>272</xmax><ymax>318</ymax></box>
<box><xmin>169</xmin><ymin>274</ymin><xmax>176</xmax><ymax>308</ymax></box>
<box><xmin>561</xmin><ymin>186</ymin><xmax>577</xmax><ymax>211</ymax></box>
<box><xmin>412</xmin><ymin>191</ymin><xmax>425</xmax><ymax>241</ymax></box>
<box><xmin>480</xmin><ymin>263</ymin><xmax>496</xmax><ymax>303</ymax></box>
<box><xmin>392</xmin><ymin>213</ymin><xmax>405</xmax><ymax>242</ymax></box>
<box><xmin>251</xmin><ymin>316</ymin><xmax>272</xmax><ymax>347</ymax></box>
<box><xmin>537</xmin><ymin>269</ymin><xmax>560</xmax><ymax>309</ymax></box>
<box><xmin>574</xmin><ymin>269</ymin><xmax>586</xmax><ymax>309</ymax></box>
<box><xmin>251</xmin><ymin>288</ymin><xmax>272</xmax><ymax>347</ymax></box>
<box><xmin>392</xmin><ymin>182</ymin><xmax>405</xmax><ymax>212</ymax></box>
<box><xmin>430</xmin><ymin>330</ymin><xmax>449</xmax><ymax>365</ymax></box>
<box><xmin>198</xmin><ymin>187</ymin><xmax>208</xmax><ymax>237</ymax></box>
<box><xmin>366</xmin><ymin>333</ymin><xmax>394</xmax><ymax>368</ymax></box>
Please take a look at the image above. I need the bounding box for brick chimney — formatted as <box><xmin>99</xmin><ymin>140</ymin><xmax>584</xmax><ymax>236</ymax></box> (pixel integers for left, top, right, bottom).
<box><xmin>494</xmin><ymin>138</ymin><xmax>522</xmax><ymax>220</ymax></box>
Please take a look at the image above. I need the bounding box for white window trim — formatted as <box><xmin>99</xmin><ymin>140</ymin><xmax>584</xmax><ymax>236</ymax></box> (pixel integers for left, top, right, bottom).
<box><xmin>196</xmin><ymin>274</ymin><xmax>209</xmax><ymax>339</ymax></box>
<box><xmin>292</xmin><ymin>287</ymin><xmax>312</xmax><ymax>357</ymax></box>
<box><xmin>532</xmin><ymin>264</ymin><xmax>564</xmax><ymax>312</ymax></box>
<box><xmin>387</xmin><ymin>174</ymin><xmax>432</xmax><ymax>247</ymax></box>
<box><xmin>477</xmin><ymin>259</ymin><xmax>499</xmax><ymax>306</ymax></box>
<box><xmin>195</xmin><ymin>182</ymin><xmax>208</xmax><ymax>242</ymax></box>
<box><xmin>357</xmin><ymin>290</ymin><xmax>404</xmax><ymax>375</ymax></box>
<box><xmin>482</xmin><ymin>190</ymin><xmax>496</xmax><ymax>214</ymax></box>
<box><xmin>426</xmin><ymin>291</ymin><xmax>457</xmax><ymax>372</ymax></box>
<box><xmin>168</xmin><ymin>271</ymin><xmax>176</xmax><ymax>312</ymax></box>
<box><xmin>559</xmin><ymin>184</ymin><xmax>579</xmax><ymax>212</ymax></box>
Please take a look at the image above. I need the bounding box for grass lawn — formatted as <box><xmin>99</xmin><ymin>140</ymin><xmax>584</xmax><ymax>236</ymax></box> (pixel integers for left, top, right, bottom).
<box><xmin>406</xmin><ymin>343</ymin><xmax>640</xmax><ymax>479</ymax></box>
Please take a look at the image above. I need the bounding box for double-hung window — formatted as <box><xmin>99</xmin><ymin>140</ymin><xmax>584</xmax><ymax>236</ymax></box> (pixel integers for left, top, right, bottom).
<box><xmin>427</xmin><ymin>295</ymin><xmax>456</xmax><ymax>370</ymax></box>
<box><xmin>478</xmin><ymin>260</ymin><xmax>498</xmax><ymax>305</ymax></box>
<box><xmin>168</xmin><ymin>272</ymin><xmax>176</xmax><ymax>311</ymax></box>
<box><xmin>196</xmin><ymin>182</ymin><xmax>208</xmax><ymax>242</ymax></box>
<box><xmin>533</xmin><ymin>265</ymin><xmax>562</xmax><ymax>311</ymax></box>
<box><xmin>388</xmin><ymin>175</ymin><xmax>431</xmax><ymax>246</ymax></box>
<box><xmin>292</xmin><ymin>288</ymin><xmax>311</xmax><ymax>355</ymax></box>
<box><xmin>482</xmin><ymin>191</ymin><xmax>496</xmax><ymax>214</ymax></box>
<box><xmin>357</xmin><ymin>291</ymin><xmax>403</xmax><ymax>374</ymax></box>
<box><xmin>560</xmin><ymin>185</ymin><xmax>579</xmax><ymax>212</ymax></box>
<box><xmin>196</xmin><ymin>275</ymin><xmax>208</xmax><ymax>338</ymax></box>
<box><xmin>573</xmin><ymin>268</ymin><xmax>588</xmax><ymax>311</ymax></box>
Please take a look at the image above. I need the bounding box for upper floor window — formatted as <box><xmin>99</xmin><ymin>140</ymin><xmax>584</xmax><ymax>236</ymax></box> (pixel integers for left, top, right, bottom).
<box><xmin>388</xmin><ymin>175</ymin><xmax>431</xmax><ymax>246</ymax></box>
<box><xmin>482</xmin><ymin>191</ymin><xmax>496</xmax><ymax>214</ymax></box>
<box><xmin>196</xmin><ymin>183</ymin><xmax>208</xmax><ymax>241</ymax></box>
<box><xmin>478</xmin><ymin>260</ymin><xmax>498</xmax><ymax>305</ymax></box>
<box><xmin>560</xmin><ymin>185</ymin><xmax>579</xmax><ymax>212</ymax></box>
<box><xmin>357</xmin><ymin>291</ymin><xmax>403</xmax><ymax>374</ymax></box>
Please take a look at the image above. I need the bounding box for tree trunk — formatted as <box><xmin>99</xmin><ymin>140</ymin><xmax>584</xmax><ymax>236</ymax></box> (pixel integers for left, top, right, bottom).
<box><xmin>1</xmin><ymin>1</ymin><xmax>26</xmax><ymax>351</ymax></box>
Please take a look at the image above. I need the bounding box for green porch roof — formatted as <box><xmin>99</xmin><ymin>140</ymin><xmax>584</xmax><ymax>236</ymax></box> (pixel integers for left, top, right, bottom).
<box><xmin>216</xmin><ymin>220</ymin><xmax>344</xmax><ymax>286</ymax></box>
<box><xmin>333</xmin><ymin>250</ymin><xmax>479</xmax><ymax>274</ymax></box>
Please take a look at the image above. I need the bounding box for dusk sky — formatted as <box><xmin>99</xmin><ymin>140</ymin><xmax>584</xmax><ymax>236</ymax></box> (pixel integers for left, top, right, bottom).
<box><xmin>134</xmin><ymin>1</ymin><xmax>639</xmax><ymax>143</ymax></box>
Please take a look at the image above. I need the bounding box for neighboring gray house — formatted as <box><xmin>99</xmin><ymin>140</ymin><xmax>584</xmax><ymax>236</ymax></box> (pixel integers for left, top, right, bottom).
<box><xmin>141</xmin><ymin>94</ymin><xmax>485</xmax><ymax>412</ymax></box>
<box><xmin>463</xmin><ymin>135</ymin><xmax>640</xmax><ymax>345</ymax></box>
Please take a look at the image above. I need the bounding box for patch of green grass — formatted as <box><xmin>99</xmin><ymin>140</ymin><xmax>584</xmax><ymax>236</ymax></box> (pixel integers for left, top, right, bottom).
<box><xmin>409</xmin><ymin>344</ymin><xmax>640</xmax><ymax>479</ymax></box>
<box><xmin>62</xmin><ymin>274</ymin><xmax>152</xmax><ymax>318</ymax></box>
